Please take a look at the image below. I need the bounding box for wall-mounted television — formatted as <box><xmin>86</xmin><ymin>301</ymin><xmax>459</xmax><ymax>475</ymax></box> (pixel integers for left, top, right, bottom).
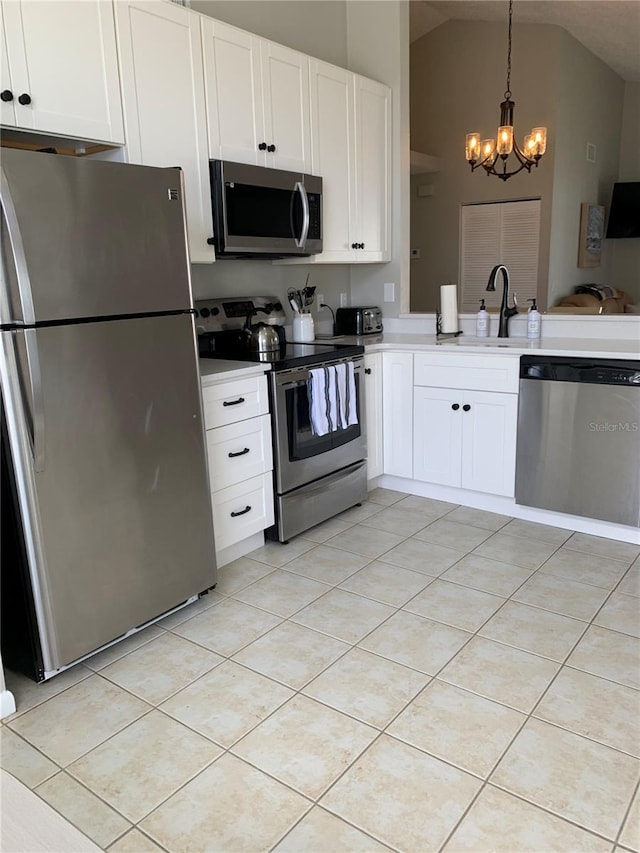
<box><xmin>605</xmin><ymin>182</ymin><xmax>640</xmax><ymax>238</ymax></box>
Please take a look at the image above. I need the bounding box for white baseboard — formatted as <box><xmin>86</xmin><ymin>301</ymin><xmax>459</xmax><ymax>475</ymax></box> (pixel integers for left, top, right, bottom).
<box><xmin>0</xmin><ymin>689</ymin><xmax>16</xmax><ymax>719</ymax></box>
<box><xmin>216</xmin><ymin>531</ymin><xmax>265</xmax><ymax>568</ymax></box>
<box><xmin>377</xmin><ymin>475</ymin><xmax>640</xmax><ymax>545</ymax></box>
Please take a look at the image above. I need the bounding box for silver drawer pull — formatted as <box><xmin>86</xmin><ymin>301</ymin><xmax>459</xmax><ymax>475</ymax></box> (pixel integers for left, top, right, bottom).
<box><xmin>228</xmin><ymin>447</ymin><xmax>250</xmax><ymax>458</ymax></box>
<box><xmin>230</xmin><ymin>505</ymin><xmax>252</xmax><ymax>518</ymax></box>
<box><xmin>223</xmin><ymin>397</ymin><xmax>245</xmax><ymax>407</ymax></box>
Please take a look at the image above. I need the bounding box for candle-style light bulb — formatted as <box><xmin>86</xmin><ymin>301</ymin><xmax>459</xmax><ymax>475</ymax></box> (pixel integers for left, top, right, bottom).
<box><xmin>497</xmin><ymin>125</ymin><xmax>513</xmax><ymax>156</ymax></box>
<box><xmin>481</xmin><ymin>139</ymin><xmax>496</xmax><ymax>163</ymax></box>
<box><xmin>532</xmin><ymin>127</ymin><xmax>547</xmax><ymax>156</ymax></box>
<box><xmin>465</xmin><ymin>133</ymin><xmax>480</xmax><ymax>162</ymax></box>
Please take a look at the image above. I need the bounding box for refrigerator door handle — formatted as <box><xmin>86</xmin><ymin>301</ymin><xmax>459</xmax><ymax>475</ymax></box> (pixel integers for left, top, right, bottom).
<box><xmin>24</xmin><ymin>328</ymin><xmax>46</xmax><ymax>472</ymax></box>
<box><xmin>1</xmin><ymin>165</ymin><xmax>36</xmax><ymax>326</ymax></box>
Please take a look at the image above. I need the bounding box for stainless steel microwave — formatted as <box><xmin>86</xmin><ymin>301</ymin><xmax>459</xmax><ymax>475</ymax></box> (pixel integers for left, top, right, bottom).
<box><xmin>208</xmin><ymin>160</ymin><xmax>322</xmax><ymax>258</ymax></box>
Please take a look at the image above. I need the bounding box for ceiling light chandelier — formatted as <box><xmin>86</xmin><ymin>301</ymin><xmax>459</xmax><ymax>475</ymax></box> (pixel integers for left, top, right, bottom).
<box><xmin>465</xmin><ymin>0</ymin><xmax>547</xmax><ymax>181</ymax></box>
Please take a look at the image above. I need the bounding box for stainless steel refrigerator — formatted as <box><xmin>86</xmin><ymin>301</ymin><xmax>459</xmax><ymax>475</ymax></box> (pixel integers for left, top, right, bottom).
<box><xmin>0</xmin><ymin>148</ymin><xmax>217</xmax><ymax>681</ymax></box>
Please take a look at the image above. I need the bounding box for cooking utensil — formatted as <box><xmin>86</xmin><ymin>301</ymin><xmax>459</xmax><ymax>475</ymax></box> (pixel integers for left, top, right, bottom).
<box><xmin>302</xmin><ymin>285</ymin><xmax>316</xmax><ymax>307</ymax></box>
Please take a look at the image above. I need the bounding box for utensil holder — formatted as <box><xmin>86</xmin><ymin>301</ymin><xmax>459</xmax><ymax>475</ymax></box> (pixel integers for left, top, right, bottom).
<box><xmin>292</xmin><ymin>312</ymin><xmax>315</xmax><ymax>342</ymax></box>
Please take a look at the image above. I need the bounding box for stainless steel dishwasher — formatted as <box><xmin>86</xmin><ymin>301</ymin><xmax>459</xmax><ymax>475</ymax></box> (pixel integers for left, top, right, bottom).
<box><xmin>515</xmin><ymin>356</ymin><xmax>640</xmax><ymax>527</ymax></box>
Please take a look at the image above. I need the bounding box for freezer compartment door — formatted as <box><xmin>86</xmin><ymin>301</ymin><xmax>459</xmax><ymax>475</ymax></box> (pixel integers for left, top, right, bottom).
<box><xmin>2</xmin><ymin>314</ymin><xmax>216</xmax><ymax>671</ymax></box>
<box><xmin>1</xmin><ymin>148</ymin><xmax>193</xmax><ymax>323</ymax></box>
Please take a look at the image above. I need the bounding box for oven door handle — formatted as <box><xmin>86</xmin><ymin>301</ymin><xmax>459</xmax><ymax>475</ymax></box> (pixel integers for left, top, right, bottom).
<box><xmin>291</xmin><ymin>182</ymin><xmax>309</xmax><ymax>249</ymax></box>
<box><xmin>276</xmin><ymin>358</ymin><xmax>364</xmax><ymax>388</ymax></box>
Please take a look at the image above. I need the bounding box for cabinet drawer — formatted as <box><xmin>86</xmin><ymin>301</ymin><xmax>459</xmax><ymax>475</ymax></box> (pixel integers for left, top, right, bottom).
<box><xmin>414</xmin><ymin>353</ymin><xmax>519</xmax><ymax>393</ymax></box>
<box><xmin>202</xmin><ymin>375</ymin><xmax>269</xmax><ymax>429</ymax></box>
<box><xmin>206</xmin><ymin>414</ymin><xmax>273</xmax><ymax>491</ymax></box>
<box><xmin>212</xmin><ymin>473</ymin><xmax>275</xmax><ymax>550</ymax></box>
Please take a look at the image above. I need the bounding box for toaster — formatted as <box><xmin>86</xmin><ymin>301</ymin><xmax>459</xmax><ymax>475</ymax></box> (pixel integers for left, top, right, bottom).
<box><xmin>335</xmin><ymin>306</ymin><xmax>383</xmax><ymax>336</ymax></box>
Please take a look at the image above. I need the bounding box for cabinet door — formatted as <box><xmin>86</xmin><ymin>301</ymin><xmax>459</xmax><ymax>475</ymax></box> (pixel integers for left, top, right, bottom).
<box><xmin>2</xmin><ymin>0</ymin><xmax>123</xmax><ymax>143</ymax></box>
<box><xmin>382</xmin><ymin>352</ymin><xmax>413</xmax><ymax>477</ymax></box>
<box><xmin>413</xmin><ymin>387</ymin><xmax>463</xmax><ymax>487</ymax></box>
<box><xmin>461</xmin><ymin>390</ymin><xmax>518</xmax><ymax>497</ymax></box>
<box><xmin>115</xmin><ymin>0</ymin><xmax>213</xmax><ymax>263</ymax></box>
<box><xmin>364</xmin><ymin>352</ymin><xmax>383</xmax><ymax>479</ymax></box>
<box><xmin>307</xmin><ymin>59</ymin><xmax>355</xmax><ymax>262</ymax></box>
<box><xmin>202</xmin><ymin>18</ymin><xmax>264</xmax><ymax>166</ymax></box>
<box><xmin>0</xmin><ymin>4</ymin><xmax>16</xmax><ymax>126</ymax></box>
<box><xmin>353</xmin><ymin>75</ymin><xmax>391</xmax><ymax>261</ymax></box>
<box><xmin>260</xmin><ymin>40</ymin><xmax>311</xmax><ymax>172</ymax></box>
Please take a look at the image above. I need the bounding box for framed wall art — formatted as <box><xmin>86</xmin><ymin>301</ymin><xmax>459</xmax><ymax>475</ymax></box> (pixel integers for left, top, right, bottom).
<box><xmin>577</xmin><ymin>202</ymin><xmax>605</xmax><ymax>268</ymax></box>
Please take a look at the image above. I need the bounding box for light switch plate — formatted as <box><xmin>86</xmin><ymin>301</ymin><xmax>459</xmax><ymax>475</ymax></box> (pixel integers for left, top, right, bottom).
<box><xmin>383</xmin><ymin>282</ymin><xmax>395</xmax><ymax>302</ymax></box>
<box><xmin>339</xmin><ymin>292</ymin><xmax>348</xmax><ymax>307</ymax></box>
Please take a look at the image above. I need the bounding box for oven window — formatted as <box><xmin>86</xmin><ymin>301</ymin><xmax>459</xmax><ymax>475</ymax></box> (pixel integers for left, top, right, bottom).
<box><xmin>285</xmin><ymin>374</ymin><xmax>362</xmax><ymax>461</ymax></box>
<box><xmin>225</xmin><ymin>183</ymin><xmax>302</xmax><ymax>240</ymax></box>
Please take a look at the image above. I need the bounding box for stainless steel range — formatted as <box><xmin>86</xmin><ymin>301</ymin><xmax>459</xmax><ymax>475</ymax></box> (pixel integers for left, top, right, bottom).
<box><xmin>196</xmin><ymin>297</ymin><xmax>367</xmax><ymax>541</ymax></box>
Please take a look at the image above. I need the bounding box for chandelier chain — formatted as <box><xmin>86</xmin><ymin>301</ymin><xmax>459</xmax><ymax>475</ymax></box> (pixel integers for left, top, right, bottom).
<box><xmin>505</xmin><ymin>0</ymin><xmax>512</xmax><ymax>99</ymax></box>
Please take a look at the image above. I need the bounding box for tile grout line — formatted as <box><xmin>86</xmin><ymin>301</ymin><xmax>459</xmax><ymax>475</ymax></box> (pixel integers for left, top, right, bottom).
<box><xmin>5</xmin><ymin>499</ymin><xmax>638</xmax><ymax>851</ymax></box>
<box><xmin>435</xmin><ymin>544</ymin><xmax>640</xmax><ymax>851</ymax></box>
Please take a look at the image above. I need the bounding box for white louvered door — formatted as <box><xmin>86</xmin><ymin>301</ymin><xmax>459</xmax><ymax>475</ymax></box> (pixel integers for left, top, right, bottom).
<box><xmin>459</xmin><ymin>199</ymin><xmax>541</xmax><ymax>312</ymax></box>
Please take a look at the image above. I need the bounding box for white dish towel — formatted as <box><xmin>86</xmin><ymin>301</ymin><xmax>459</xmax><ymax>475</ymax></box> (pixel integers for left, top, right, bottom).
<box><xmin>308</xmin><ymin>362</ymin><xmax>359</xmax><ymax>436</ymax></box>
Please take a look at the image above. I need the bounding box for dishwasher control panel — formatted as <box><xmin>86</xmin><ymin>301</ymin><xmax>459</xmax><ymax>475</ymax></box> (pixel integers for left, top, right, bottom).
<box><xmin>520</xmin><ymin>356</ymin><xmax>640</xmax><ymax>386</ymax></box>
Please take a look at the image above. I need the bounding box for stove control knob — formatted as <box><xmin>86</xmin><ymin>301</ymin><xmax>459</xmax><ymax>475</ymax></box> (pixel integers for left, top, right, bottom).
<box><xmin>211</xmin><ymin>307</ymin><xmax>220</xmax><ymax>316</ymax></box>
<box><xmin>200</xmin><ymin>307</ymin><xmax>210</xmax><ymax>318</ymax></box>
<box><xmin>274</xmin><ymin>302</ymin><xmax>283</xmax><ymax>311</ymax></box>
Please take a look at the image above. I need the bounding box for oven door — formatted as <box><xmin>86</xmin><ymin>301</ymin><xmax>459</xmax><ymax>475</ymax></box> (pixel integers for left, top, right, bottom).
<box><xmin>210</xmin><ymin>160</ymin><xmax>322</xmax><ymax>257</ymax></box>
<box><xmin>271</xmin><ymin>357</ymin><xmax>367</xmax><ymax>494</ymax></box>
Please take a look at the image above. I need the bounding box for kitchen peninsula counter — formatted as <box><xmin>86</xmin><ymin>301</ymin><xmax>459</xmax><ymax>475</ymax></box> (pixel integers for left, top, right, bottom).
<box><xmin>332</xmin><ymin>333</ymin><xmax>640</xmax><ymax>360</ymax></box>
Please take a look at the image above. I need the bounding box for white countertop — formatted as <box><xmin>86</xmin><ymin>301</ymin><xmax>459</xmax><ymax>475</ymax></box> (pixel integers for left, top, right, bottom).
<box><xmin>334</xmin><ymin>333</ymin><xmax>640</xmax><ymax>360</ymax></box>
<box><xmin>199</xmin><ymin>359</ymin><xmax>271</xmax><ymax>385</ymax></box>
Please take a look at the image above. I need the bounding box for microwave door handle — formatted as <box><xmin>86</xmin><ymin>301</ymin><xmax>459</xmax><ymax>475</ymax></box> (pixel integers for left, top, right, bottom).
<box><xmin>292</xmin><ymin>181</ymin><xmax>309</xmax><ymax>248</ymax></box>
<box><xmin>0</xmin><ymin>166</ymin><xmax>36</xmax><ymax>326</ymax></box>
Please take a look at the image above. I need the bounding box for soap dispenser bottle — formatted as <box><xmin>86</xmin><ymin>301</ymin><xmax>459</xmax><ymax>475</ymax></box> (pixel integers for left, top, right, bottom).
<box><xmin>476</xmin><ymin>298</ymin><xmax>489</xmax><ymax>337</ymax></box>
<box><xmin>527</xmin><ymin>298</ymin><xmax>541</xmax><ymax>339</ymax></box>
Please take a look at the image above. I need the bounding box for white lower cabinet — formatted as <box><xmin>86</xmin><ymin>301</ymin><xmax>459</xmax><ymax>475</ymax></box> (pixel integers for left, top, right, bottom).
<box><xmin>382</xmin><ymin>351</ymin><xmax>413</xmax><ymax>477</ymax></box>
<box><xmin>201</xmin><ymin>372</ymin><xmax>274</xmax><ymax>561</ymax></box>
<box><xmin>413</xmin><ymin>387</ymin><xmax>518</xmax><ymax>496</ymax></box>
<box><xmin>212</xmin><ymin>473</ymin><xmax>274</xmax><ymax>551</ymax></box>
<box><xmin>364</xmin><ymin>352</ymin><xmax>383</xmax><ymax>479</ymax></box>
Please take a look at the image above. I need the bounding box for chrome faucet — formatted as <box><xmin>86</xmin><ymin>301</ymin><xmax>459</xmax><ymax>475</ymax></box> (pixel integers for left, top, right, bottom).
<box><xmin>486</xmin><ymin>264</ymin><xmax>518</xmax><ymax>338</ymax></box>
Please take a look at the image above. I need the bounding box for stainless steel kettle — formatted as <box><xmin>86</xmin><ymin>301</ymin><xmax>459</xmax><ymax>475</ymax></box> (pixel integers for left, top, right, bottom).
<box><xmin>244</xmin><ymin>308</ymin><xmax>281</xmax><ymax>353</ymax></box>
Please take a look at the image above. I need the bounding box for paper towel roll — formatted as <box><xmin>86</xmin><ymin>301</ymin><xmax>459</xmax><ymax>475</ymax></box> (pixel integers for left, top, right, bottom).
<box><xmin>440</xmin><ymin>284</ymin><xmax>459</xmax><ymax>333</ymax></box>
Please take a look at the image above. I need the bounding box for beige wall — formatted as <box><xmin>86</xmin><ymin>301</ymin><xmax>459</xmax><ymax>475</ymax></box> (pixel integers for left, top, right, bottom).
<box><xmin>410</xmin><ymin>20</ymin><xmax>559</xmax><ymax>313</ymax></box>
<box><xmin>611</xmin><ymin>82</ymin><xmax>640</xmax><ymax>303</ymax></box>
<box><xmin>190</xmin><ymin>0</ymin><xmax>348</xmax><ymax>67</ymax></box>
<box><xmin>409</xmin><ymin>20</ymin><xmax>630</xmax><ymax>313</ymax></box>
<box><xmin>547</xmin><ymin>29</ymin><xmax>624</xmax><ymax>307</ymax></box>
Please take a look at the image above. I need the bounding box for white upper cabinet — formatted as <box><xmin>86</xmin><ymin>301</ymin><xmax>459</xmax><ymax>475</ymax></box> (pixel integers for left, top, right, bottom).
<box><xmin>114</xmin><ymin>0</ymin><xmax>214</xmax><ymax>263</ymax></box>
<box><xmin>259</xmin><ymin>39</ymin><xmax>311</xmax><ymax>172</ymax></box>
<box><xmin>307</xmin><ymin>59</ymin><xmax>354</xmax><ymax>262</ymax></box>
<box><xmin>202</xmin><ymin>19</ymin><xmax>311</xmax><ymax>173</ymax></box>
<box><xmin>285</xmin><ymin>59</ymin><xmax>390</xmax><ymax>264</ymax></box>
<box><xmin>353</xmin><ymin>75</ymin><xmax>391</xmax><ymax>262</ymax></box>
<box><xmin>1</xmin><ymin>0</ymin><xmax>123</xmax><ymax>143</ymax></box>
<box><xmin>201</xmin><ymin>20</ymin><xmax>262</xmax><ymax>166</ymax></box>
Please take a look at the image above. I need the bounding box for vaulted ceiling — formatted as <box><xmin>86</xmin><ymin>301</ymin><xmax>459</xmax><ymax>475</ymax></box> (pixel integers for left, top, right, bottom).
<box><xmin>410</xmin><ymin>1</ymin><xmax>640</xmax><ymax>82</ymax></box>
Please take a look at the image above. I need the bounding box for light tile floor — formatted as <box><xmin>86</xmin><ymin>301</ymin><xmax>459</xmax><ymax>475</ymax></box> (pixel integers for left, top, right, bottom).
<box><xmin>2</xmin><ymin>488</ymin><xmax>640</xmax><ymax>853</ymax></box>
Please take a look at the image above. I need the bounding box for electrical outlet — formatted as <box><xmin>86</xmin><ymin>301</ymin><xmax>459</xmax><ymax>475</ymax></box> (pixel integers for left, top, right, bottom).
<box><xmin>316</xmin><ymin>293</ymin><xmax>324</xmax><ymax>307</ymax></box>
<box><xmin>383</xmin><ymin>282</ymin><xmax>395</xmax><ymax>302</ymax></box>
<box><xmin>339</xmin><ymin>292</ymin><xmax>348</xmax><ymax>307</ymax></box>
